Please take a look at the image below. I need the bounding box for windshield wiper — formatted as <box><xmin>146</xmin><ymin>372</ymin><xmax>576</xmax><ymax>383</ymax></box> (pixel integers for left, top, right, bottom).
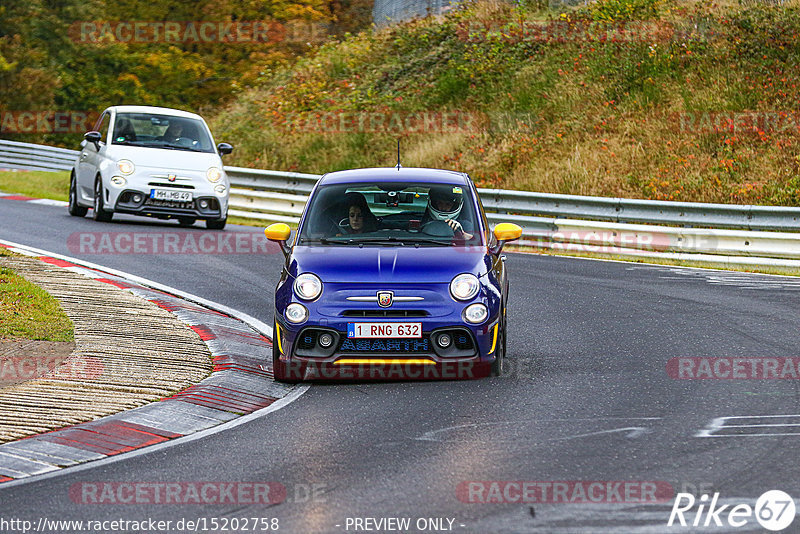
<box><xmin>154</xmin><ymin>143</ymin><xmax>206</xmax><ymax>152</ymax></box>
<box><xmin>300</xmin><ymin>236</ymin><xmax>449</xmax><ymax>246</ymax></box>
<box><xmin>391</xmin><ymin>237</ymin><xmax>450</xmax><ymax>246</ymax></box>
<box><xmin>298</xmin><ymin>237</ymin><xmax>353</xmax><ymax>245</ymax></box>
<box><xmin>300</xmin><ymin>236</ymin><xmax>408</xmax><ymax>246</ymax></box>
<box><xmin>335</xmin><ymin>236</ymin><xmax>408</xmax><ymax>246</ymax></box>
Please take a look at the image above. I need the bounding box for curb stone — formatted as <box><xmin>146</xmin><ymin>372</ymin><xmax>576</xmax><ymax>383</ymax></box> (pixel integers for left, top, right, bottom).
<box><xmin>0</xmin><ymin>244</ymin><xmax>292</xmax><ymax>482</ymax></box>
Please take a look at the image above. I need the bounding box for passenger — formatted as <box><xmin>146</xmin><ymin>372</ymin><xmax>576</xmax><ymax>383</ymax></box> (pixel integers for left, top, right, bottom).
<box><xmin>342</xmin><ymin>192</ymin><xmax>379</xmax><ymax>234</ymax></box>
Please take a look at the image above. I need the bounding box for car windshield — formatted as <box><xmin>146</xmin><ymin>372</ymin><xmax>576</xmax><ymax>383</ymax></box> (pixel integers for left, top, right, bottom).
<box><xmin>111</xmin><ymin>112</ymin><xmax>215</xmax><ymax>153</ymax></box>
<box><xmin>298</xmin><ymin>181</ymin><xmax>482</xmax><ymax>246</ymax></box>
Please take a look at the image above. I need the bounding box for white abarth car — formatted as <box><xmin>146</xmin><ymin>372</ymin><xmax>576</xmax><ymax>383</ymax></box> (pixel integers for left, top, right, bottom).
<box><xmin>69</xmin><ymin>105</ymin><xmax>233</xmax><ymax>229</ymax></box>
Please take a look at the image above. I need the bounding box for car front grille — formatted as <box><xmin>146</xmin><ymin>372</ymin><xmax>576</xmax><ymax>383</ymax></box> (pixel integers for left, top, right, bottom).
<box><xmin>342</xmin><ymin>310</ymin><xmax>428</xmax><ymax>318</ymax></box>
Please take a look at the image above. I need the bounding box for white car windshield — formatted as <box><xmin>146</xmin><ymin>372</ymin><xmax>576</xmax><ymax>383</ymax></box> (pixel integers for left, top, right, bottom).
<box><xmin>111</xmin><ymin>113</ymin><xmax>215</xmax><ymax>153</ymax></box>
<box><xmin>298</xmin><ymin>182</ymin><xmax>482</xmax><ymax>246</ymax></box>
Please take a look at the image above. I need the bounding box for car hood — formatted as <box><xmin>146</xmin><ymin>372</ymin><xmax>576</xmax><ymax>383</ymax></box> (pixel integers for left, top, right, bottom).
<box><xmin>107</xmin><ymin>145</ymin><xmax>221</xmax><ymax>172</ymax></box>
<box><xmin>290</xmin><ymin>245</ymin><xmax>490</xmax><ymax>283</ymax></box>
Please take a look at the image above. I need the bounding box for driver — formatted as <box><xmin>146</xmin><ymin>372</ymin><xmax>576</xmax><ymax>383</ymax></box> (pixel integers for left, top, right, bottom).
<box><xmin>424</xmin><ymin>185</ymin><xmax>474</xmax><ymax>241</ymax></box>
<box><xmin>160</xmin><ymin>121</ymin><xmax>184</xmax><ymax>141</ymax></box>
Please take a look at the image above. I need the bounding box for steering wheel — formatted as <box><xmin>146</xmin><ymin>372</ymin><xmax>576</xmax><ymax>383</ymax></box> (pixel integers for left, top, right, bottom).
<box><xmin>337</xmin><ymin>217</ymin><xmax>351</xmax><ymax>233</ymax></box>
<box><xmin>421</xmin><ymin>220</ymin><xmax>454</xmax><ymax>237</ymax></box>
<box><xmin>173</xmin><ymin>137</ymin><xmax>197</xmax><ymax>147</ymax></box>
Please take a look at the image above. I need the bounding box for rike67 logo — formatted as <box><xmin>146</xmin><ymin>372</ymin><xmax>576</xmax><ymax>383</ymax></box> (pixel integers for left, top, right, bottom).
<box><xmin>668</xmin><ymin>490</ymin><xmax>796</xmax><ymax>531</ymax></box>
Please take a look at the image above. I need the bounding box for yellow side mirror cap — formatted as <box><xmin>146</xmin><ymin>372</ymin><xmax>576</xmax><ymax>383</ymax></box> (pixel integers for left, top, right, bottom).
<box><xmin>493</xmin><ymin>223</ymin><xmax>522</xmax><ymax>242</ymax></box>
<box><xmin>265</xmin><ymin>223</ymin><xmax>291</xmax><ymax>242</ymax></box>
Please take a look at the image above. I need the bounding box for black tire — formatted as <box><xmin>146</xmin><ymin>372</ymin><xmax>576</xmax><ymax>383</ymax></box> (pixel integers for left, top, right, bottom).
<box><xmin>92</xmin><ymin>177</ymin><xmax>113</xmax><ymax>222</ymax></box>
<box><xmin>68</xmin><ymin>173</ymin><xmax>88</xmax><ymax>217</ymax></box>
<box><xmin>490</xmin><ymin>318</ymin><xmax>506</xmax><ymax>377</ymax></box>
<box><xmin>272</xmin><ymin>323</ymin><xmax>302</xmax><ymax>384</ymax></box>
<box><xmin>206</xmin><ymin>217</ymin><xmax>226</xmax><ymax>230</ymax></box>
<box><xmin>178</xmin><ymin>217</ymin><xmax>196</xmax><ymax>227</ymax></box>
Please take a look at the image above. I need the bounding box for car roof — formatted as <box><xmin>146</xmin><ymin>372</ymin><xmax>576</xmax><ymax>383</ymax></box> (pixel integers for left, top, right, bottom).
<box><xmin>108</xmin><ymin>106</ymin><xmax>204</xmax><ymax>120</ymax></box>
<box><xmin>319</xmin><ymin>167</ymin><xmax>470</xmax><ymax>186</ymax></box>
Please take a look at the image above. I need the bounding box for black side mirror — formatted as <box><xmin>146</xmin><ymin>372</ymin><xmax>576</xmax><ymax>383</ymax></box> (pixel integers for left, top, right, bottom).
<box><xmin>84</xmin><ymin>131</ymin><xmax>102</xmax><ymax>149</ymax></box>
<box><xmin>217</xmin><ymin>142</ymin><xmax>233</xmax><ymax>156</ymax></box>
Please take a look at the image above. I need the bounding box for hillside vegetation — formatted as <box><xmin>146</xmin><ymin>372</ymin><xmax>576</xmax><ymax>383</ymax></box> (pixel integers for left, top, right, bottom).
<box><xmin>211</xmin><ymin>0</ymin><xmax>800</xmax><ymax>205</ymax></box>
<box><xmin>0</xmin><ymin>0</ymin><xmax>372</xmax><ymax>145</ymax></box>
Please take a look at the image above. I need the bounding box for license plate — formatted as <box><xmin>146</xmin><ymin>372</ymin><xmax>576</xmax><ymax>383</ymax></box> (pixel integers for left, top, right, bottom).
<box><xmin>347</xmin><ymin>322</ymin><xmax>422</xmax><ymax>339</ymax></box>
<box><xmin>150</xmin><ymin>189</ymin><xmax>192</xmax><ymax>202</ymax></box>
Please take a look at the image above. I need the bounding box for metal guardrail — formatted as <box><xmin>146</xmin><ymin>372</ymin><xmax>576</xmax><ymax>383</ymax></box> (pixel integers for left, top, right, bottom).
<box><xmin>224</xmin><ymin>166</ymin><xmax>800</xmax><ymax>266</ymax></box>
<box><xmin>373</xmin><ymin>0</ymin><xmax>452</xmax><ymax>26</ymax></box>
<box><xmin>0</xmin><ymin>139</ymin><xmax>78</xmax><ymax>172</ymax></box>
<box><xmin>3</xmin><ymin>140</ymin><xmax>800</xmax><ymax>267</ymax></box>
<box><xmin>224</xmin><ymin>166</ymin><xmax>800</xmax><ymax>232</ymax></box>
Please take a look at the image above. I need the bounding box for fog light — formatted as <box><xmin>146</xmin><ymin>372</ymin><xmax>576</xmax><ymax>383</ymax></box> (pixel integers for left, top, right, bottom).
<box><xmin>463</xmin><ymin>303</ymin><xmax>488</xmax><ymax>324</ymax></box>
<box><xmin>437</xmin><ymin>333</ymin><xmax>451</xmax><ymax>348</ymax></box>
<box><xmin>132</xmin><ymin>194</ymin><xmax>143</xmax><ymax>203</ymax></box>
<box><xmin>319</xmin><ymin>333</ymin><xmax>334</xmax><ymax>348</ymax></box>
<box><xmin>199</xmin><ymin>199</ymin><xmax>210</xmax><ymax>209</ymax></box>
<box><xmin>285</xmin><ymin>303</ymin><xmax>308</xmax><ymax>324</ymax></box>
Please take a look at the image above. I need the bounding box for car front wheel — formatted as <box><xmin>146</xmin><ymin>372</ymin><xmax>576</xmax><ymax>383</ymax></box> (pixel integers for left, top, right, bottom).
<box><xmin>68</xmin><ymin>174</ymin><xmax>88</xmax><ymax>217</ymax></box>
<box><xmin>206</xmin><ymin>216</ymin><xmax>226</xmax><ymax>230</ymax></box>
<box><xmin>272</xmin><ymin>325</ymin><xmax>303</xmax><ymax>384</ymax></box>
<box><xmin>490</xmin><ymin>317</ymin><xmax>506</xmax><ymax>377</ymax></box>
<box><xmin>92</xmin><ymin>177</ymin><xmax>113</xmax><ymax>222</ymax></box>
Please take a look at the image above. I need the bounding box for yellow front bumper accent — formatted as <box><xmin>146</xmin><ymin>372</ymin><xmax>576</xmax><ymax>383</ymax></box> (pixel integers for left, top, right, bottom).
<box><xmin>334</xmin><ymin>358</ymin><xmax>436</xmax><ymax>365</ymax></box>
<box><xmin>275</xmin><ymin>323</ymin><xmax>284</xmax><ymax>355</ymax></box>
<box><xmin>488</xmin><ymin>323</ymin><xmax>499</xmax><ymax>355</ymax></box>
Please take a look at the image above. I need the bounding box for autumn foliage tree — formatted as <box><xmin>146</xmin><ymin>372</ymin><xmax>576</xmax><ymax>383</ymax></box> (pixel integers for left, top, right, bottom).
<box><xmin>0</xmin><ymin>0</ymin><xmax>373</xmax><ymax>146</ymax></box>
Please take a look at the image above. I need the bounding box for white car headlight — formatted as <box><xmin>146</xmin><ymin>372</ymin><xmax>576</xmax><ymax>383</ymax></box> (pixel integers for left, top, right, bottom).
<box><xmin>110</xmin><ymin>176</ymin><xmax>127</xmax><ymax>187</ymax></box>
<box><xmin>214</xmin><ymin>184</ymin><xmax>226</xmax><ymax>194</ymax></box>
<box><xmin>117</xmin><ymin>159</ymin><xmax>135</xmax><ymax>175</ymax></box>
<box><xmin>285</xmin><ymin>303</ymin><xmax>308</xmax><ymax>324</ymax></box>
<box><xmin>206</xmin><ymin>166</ymin><xmax>222</xmax><ymax>183</ymax></box>
<box><xmin>294</xmin><ymin>273</ymin><xmax>322</xmax><ymax>300</ymax></box>
<box><xmin>463</xmin><ymin>303</ymin><xmax>488</xmax><ymax>324</ymax></box>
<box><xmin>450</xmin><ymin>273</ymin><xmax>480</xmax><ymax>301</ymax></box>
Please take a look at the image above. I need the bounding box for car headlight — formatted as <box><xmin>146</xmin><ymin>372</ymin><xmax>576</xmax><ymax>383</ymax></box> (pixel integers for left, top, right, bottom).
<box><xmin>285</xmin><ymin>303</ymin><xmax>308</xmax><ymax>324</ymax></box>
<box><xmin>214</xmin><ymin>184</ymin><xmax>226</xmax><ymax>194</ymax></box>
<box><xmin>206</xmin><ymin>166</ymin><xmax>222</xmax><ymax>183</ymax></box>
<box><xmin>450</xmin><ymin>273</ymin><xmax>480</xmax><ymax>301</ymax></box>
<box><xmin>463</xmin><ymin>303</ymin><xmax>488</xmax><ymax>324</ymax></box>
<box><xmin>117</xmin><ymin>159</ymin><xmax>135</xmax><ymax>175</ymax></box>
<box><xmin>294</xmin><ymin>273</ymin><xmax>322</xmax><ymax>301</ymax></box>
<box><xmin>110</xmin><ymin>176</ymin><xmax>127</xmax><ymax>187</ymax></box>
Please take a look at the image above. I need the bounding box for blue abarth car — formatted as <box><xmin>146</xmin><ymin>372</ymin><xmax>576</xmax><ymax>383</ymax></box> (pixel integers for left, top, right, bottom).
<box><xmin>264</xmin><ymin>167</ymin><xmax>522</xmax><ymax>382</ymax></box>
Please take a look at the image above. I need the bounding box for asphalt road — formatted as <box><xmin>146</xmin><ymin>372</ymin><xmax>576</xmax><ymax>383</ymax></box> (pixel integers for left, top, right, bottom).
<box><xmin>1</xmin><ymin>198</ymin><xmax>799</xmax><ymax>533</ymax></box>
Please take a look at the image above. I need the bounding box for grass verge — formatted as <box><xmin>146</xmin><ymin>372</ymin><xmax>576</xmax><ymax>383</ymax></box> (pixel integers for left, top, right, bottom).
<box><xmin>0</xmin><ymin>170</ymin><xmax>69</xmax><ymax>202</ymax></box>
<box><xmin>0</xmin><ymin>250</ymin><xmax>75</xmax><ymax>341</ymax></box>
